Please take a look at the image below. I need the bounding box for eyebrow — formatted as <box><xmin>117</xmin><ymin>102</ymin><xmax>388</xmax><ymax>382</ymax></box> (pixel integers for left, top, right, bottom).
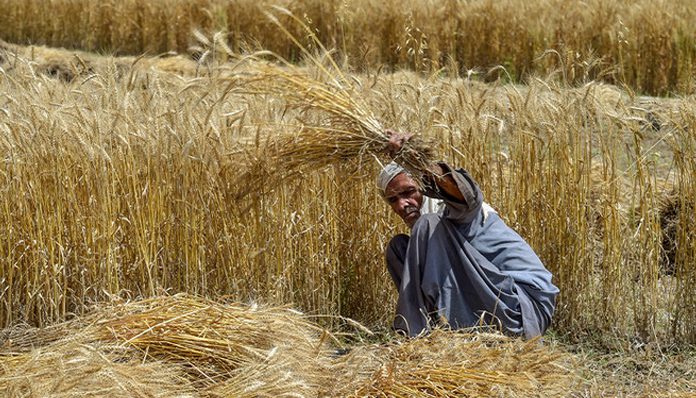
<box><xmin>386</xmin><ymin>187</ymin><xmax>416</xmax><ymax>198</ymax></box>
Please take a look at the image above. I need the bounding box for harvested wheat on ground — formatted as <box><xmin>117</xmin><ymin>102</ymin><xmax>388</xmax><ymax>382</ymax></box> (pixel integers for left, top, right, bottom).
<box><xmin>0</xmin><ymin>295</ymin><xmax>583</xmax><ymax>398</ymax></box>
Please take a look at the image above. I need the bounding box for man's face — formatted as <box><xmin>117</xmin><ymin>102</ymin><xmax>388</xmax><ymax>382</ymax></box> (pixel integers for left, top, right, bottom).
<box><xmin>384</xmin><ymin>173</ymin><xmax>424</xmax><ymax>228</ymax></box>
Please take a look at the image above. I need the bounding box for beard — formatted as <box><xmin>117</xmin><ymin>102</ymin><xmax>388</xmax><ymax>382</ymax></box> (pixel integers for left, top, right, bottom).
<box><xmin>403</xmin><ymin>205</ymin><xmax>421</xmax><ymax>227</ymax></box>
<box><xmin>404</xmin><ymin>205</ymin><xmax>420</xmax><ymax>216</ymax></box>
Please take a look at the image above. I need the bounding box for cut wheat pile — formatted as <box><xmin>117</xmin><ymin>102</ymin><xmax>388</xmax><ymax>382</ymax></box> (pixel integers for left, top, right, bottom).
<box><xmin>0</xmin><ymin>295</ymin><xmax>578</xmax><ymax>397</ymax></box>
<box><xmin>0</xmin><ymin>294</ymin><xmax>336</xmax><ymax>397</ymax></box>
<box><xmin>336</xmin><ymin>330</ymin><xmax>579</xmax><ymax>398</ymax></box>
<box><xmin>0</xmin><ymin>341</ymin><xmax>196</xmax><ymax>398</ymax></box>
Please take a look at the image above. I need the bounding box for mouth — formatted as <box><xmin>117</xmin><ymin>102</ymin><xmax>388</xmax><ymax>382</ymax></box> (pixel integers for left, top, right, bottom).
<box><xmin>403</xmin><ymin>207</ymin><xmax>420</xmax><ymax>221</ymax></box>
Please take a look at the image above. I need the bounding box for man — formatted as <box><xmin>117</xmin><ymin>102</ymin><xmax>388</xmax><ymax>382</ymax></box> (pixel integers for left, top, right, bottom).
<box><xmin>378</xmin><ymin>131</ymin><xmax>559</xmax><ymax>338</ymax></box>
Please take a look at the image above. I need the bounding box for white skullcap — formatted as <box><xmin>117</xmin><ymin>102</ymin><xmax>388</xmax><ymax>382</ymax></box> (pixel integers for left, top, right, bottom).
<box><xmin>376</xmin><ymin>161</ymin><xmax>407</xmax><ymax>196</ymax></box>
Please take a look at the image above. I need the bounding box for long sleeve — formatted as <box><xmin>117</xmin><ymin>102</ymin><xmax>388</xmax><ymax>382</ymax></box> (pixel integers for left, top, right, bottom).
<box><xmin>422</xmin><ymin>162</ymin><xmax>483</xmax><ymax>224</ymax></box>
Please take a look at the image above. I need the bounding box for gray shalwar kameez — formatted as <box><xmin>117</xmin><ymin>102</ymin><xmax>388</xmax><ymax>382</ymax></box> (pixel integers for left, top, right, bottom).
<box><xmin>385</xmin><ymin>164</ymin><xmax>559</xmax><ymax>338</ymax></box>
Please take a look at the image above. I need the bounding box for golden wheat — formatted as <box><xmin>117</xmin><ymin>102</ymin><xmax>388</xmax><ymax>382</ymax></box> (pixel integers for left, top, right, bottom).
<box><xmin>1</xmin><ymin>0</ymin><xmax>696</xmax><ymax>94</ymax></box>
<box><xmin>0</xmin><ymin>43</ymin><xmax>694</xmax><ymax>347</ymax></box>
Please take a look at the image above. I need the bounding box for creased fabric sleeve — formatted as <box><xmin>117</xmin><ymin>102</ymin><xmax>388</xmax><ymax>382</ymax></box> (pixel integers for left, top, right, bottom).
<box><xmin>422</xmin><ymin>162</ymin><xmax>483</xmax><ymax>224</ymax></box>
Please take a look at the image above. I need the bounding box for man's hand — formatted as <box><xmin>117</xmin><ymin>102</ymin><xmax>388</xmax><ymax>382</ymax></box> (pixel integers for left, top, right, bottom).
<box><xmin>383</xmin><ymin>129</ymin><xmax>465</xmax><ymax>202</ymax></box>
<box><xmin>425</xmin><ymin>162</ymin><xmax>466</xmax><ymax>202</ymax></box>
<box><xmin>384</xmin><ymin>129</ymin><xmax>414</xmax><ymax>158</ymax></box>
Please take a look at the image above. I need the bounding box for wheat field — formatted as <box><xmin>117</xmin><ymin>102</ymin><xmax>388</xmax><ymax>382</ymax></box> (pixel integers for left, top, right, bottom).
<box><xmin>0</xmin><ymin>37</ymin><xmax>694</xmax><ymax>344</ymax></box>
<box><xmin>1</xmin><ymin>0</ymin><xmax>696</xmax><ymax>95</ymax></box>
<box><xmin>1</xmin><ymin>1</ymin><xmax>696</xmax><ymax>396</ymax></box>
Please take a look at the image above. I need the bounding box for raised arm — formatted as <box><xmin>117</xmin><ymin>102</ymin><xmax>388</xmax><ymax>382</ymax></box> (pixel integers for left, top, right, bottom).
<box><xmin>385</xmin><ymin>130</ymin><xmax>483</xmax><ymax>224</ymax></box>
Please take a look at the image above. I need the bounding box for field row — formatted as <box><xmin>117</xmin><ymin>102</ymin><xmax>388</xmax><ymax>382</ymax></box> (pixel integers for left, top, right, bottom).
<box><xmin>1</xmin><ymin>0</ymin><xmax>696</xmax><ymax>95</ymax></box>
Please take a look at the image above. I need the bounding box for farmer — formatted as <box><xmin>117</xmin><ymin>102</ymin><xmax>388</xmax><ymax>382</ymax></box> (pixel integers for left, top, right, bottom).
<box><xmin>378</xmin><ymin>131</ymin><xmax>559</xmax><ymax>338</ymax></box>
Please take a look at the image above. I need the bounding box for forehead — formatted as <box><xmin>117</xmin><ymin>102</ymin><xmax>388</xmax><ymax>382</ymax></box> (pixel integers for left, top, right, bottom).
<box><xmin>384</xmin><ymin>173</ymin><xmax>418</xmax><ymax>196</ymax></box>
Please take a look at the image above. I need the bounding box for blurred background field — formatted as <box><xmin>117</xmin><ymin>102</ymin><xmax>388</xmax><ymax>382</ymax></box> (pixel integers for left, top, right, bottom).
<box><xmin>0</xmin><ymin>1</ymin><xmax>695</xmax><ymax>396</ymax></box>
<box><xmin>2</xmin><ymin>0</ymin><xmax>696</xmax><ymax>95</ymax></box>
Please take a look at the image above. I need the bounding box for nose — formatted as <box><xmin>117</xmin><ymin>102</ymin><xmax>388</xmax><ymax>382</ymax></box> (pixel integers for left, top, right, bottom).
<box><xmin>396</xmin><ymin>197</ymin><xmax>412</xmax><ymax>213</ymax></box>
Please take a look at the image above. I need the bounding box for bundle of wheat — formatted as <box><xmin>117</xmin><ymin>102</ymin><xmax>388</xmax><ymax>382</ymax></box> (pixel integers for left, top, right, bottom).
<box><xmin>1</xmin><ymin>294</ymin><xmax>337</xmax><ymax>397</ymax></box>
<box><xmin>206</xmin><ymin>355</ymin><xmax>324</xmax><ymax>397</ymax></box>
<box><xmin>335</xmin><ymin>329</ymin><xmax>578</xmax><ymax>398</ymax></box>
<box><xmin>0</xmin><ymin>341</ymin><xmax>195</xmax><ymax>398</ymax></box>
<box><xmin>0</xmin><ymin>42</ymin><xmax>202</xmax><ymax>85</ymax></box>
<box><xmin>0</xmin><ymin>322</ymin><xmax>79</xmax><ymax>353</ymax></box>
<box><xmin>228</xmin><ymin>56</ymin><xmax>436</xmax><ymax>199</ymax></box>
<box><xmin>83</xmin><ymin>294</ymin><xmax>335</xmax><ymax>391</ymax></box>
